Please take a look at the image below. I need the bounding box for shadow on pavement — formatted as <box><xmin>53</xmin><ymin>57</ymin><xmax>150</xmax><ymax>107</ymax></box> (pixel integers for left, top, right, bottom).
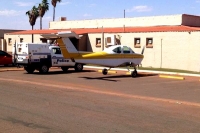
<box><xmin>25</xmin><ymin>70</ymin><xmax>96</xmax><ymax>75</ymax></box>
<box><xmin>79</xmin><ymin>73</ymin><xmax>158</xmax><ymax>82</ymax></box>
<box><xmin>0</xmin><ymin>65</ymin><xmax>23</xmax><ymax>69</ymax></box>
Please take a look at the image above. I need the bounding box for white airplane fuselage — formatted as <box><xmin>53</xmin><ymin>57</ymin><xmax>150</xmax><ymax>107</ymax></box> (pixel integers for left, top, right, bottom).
<box><xmin>57</xmin><ymin>37</ymin><xmax>144</xmax><ymax>67</ymax></box>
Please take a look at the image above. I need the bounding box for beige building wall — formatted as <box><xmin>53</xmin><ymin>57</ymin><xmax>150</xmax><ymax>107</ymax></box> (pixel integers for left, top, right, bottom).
<box><xmin>49</xmin><ymin>14</ymin><xmax>200</xmax><ymax>29</ymax></box>
<box><xmin>4</xmin><ymin>34</ymin><xmax>43</xmax><ymax>53</ymax></box>
<box><xmin>87</xmin><ymin>33</ymin><xmax>103</xmax><ymax>52</ymax></box>
<box><xmin>4</xmin><ymin>34</ymin><xmax>88</xmax><ymax>52</ymax></box>
<box><xmin>0</xmin><ymin>39</ymin><xmax>3</xmax><ymax>50</ymax></box>
<box><xmin>0</xmin><ymin>29</ymin><xmax>23</xmax><ymax>51</ymax></box>
<box><xmin>4</xmin><ymin>31</ymin><xmax>200</xmax><ymax>72</ymax></box>
<box><xmin>87</xmin><ymin>31</ymin><xmax>200</xmax><ymax>72</ymax></box>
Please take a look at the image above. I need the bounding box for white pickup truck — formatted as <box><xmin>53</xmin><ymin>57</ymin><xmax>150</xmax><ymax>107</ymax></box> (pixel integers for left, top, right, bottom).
<box><xmin>12</xmin><ymin>43</ymin><xmax>83</xmax><ymax>74</ymax></box>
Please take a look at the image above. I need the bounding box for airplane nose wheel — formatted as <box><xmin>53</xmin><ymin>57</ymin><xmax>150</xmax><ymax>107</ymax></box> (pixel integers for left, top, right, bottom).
<box><xmin>102</xmin><ymin>69</ymin><xmax>108</xmax><ymax>75</ymax></box>
<box><xmin>131</xmin><ymin>70</ymin><xmax>137</xmax><ymax>78</ymax></box>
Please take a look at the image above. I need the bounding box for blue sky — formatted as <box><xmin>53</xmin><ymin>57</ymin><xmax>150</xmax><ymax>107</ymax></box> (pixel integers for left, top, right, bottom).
<box><xmin>0</xmin><ymin>0</ymin><xmax>200</xmax><ymax>30</ymax></box>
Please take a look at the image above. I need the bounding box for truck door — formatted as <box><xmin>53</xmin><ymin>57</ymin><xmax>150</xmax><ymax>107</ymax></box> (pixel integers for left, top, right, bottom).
<box><xmin>51</xmin><ymin>47</ymin><xmax>63</xmax><ymax>66</ymax></box>
<box><xmin>51</xmin><ymin>47</ymin><xmax>74</xmax><ymax>67</ymax></box>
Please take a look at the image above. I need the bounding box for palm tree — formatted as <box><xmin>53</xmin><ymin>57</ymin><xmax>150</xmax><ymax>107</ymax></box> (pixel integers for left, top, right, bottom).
<box><xmin>51</xmin><ymin>0</ymin><xmax>62</xmax><ymax>21</ymax></box>
<box><xmin>38</xmin><ymin>0</ymin><xmax>49</xmax><ymax>29</ymax></box>
<box><xmin>26</xmin><ymin>6</ymin><xmax>39</xmax><ymax>42</ymax></box>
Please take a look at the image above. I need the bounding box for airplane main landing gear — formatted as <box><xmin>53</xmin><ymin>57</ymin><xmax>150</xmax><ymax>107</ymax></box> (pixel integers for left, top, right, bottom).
<box><xmin>131</xmin><ymin>69</ymin><xmax>138</xmax><ymax>78</ymax></box>
<box><xmin>102</xmin><ymin>68</ymin><xmax>108</xmax><ymax>75</ymax></box>
<box><xmin>127</xmin><ymin>65</ymin><xmax>138</xmax><ymax>78</ymax></box>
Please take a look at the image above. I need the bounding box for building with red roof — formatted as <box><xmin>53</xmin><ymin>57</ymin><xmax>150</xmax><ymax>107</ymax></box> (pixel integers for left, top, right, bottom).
<box><xmin>3</xmin><ymin>14</ymin><xmax>200</xmax><ymax>72</ymax></box>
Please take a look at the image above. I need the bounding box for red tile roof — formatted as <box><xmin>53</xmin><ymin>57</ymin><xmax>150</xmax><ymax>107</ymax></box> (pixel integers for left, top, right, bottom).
<box><xmin>7</xmin><ymin>25</ymin><xmax>200</xmax><ymax>35</ymax></box>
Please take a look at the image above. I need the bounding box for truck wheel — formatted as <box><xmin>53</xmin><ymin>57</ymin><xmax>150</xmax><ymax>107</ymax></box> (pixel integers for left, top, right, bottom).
<box><xmin>74</xmin><ymin>63</ymin><xmax>83</xmax><ymax>72</ymax></box>
<box><xmin>24</xmin><ymin>66</ymin><xmax>35</xmax><ymax>74</ymax></box>
<box><xmin>61</xmin><ymin>66</ymin><xmax>69</xmax><ymax>72</ymax></box>
<box><xmin>39</xmin><ymin>64</ymin><xmax>49</xmax><ymax>74</ymax></box>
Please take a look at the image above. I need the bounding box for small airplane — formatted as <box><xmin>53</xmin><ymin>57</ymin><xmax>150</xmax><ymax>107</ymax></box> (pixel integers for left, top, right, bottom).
<box><xmin>42</xmin><ymin>31</ymin><xmax>145</xmax><ymax>77</ymax></box>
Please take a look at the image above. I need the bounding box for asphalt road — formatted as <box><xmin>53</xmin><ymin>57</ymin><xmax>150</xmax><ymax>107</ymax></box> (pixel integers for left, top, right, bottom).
<box><xmin>0</xmin><ymin>68</ymin><xmax>200</xmax><ymax>133</ymax></box>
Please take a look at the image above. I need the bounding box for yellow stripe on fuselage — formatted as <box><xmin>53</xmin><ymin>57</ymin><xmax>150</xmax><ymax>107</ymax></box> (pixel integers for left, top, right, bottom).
<box><xmin>79</xmin><ymin>52</ymin><xmax>143</xmax><ymax>59</ymax></box>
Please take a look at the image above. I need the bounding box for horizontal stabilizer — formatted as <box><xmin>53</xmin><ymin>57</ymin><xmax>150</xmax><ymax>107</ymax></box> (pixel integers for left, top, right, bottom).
<box><xmin>57</xmin><ymin>31</ymin><xmax>80</xmax><ymax>39</ymax></box>
<box><xmin>41</xmin><ymin>31</ymin><xmax>80</xmax><ymax>39</ymax></box>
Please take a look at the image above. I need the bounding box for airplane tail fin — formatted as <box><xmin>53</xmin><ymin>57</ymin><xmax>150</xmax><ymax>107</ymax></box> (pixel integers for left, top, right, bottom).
<box><xmin>41</xmin><ymin>31</ymin><xmax>79</xmax><ymax>59</ymax></box>
<box><xmin>56</xmin><ymin>38</ymin><xmax>76</xmax><ymax>59</ymax></box>
<box><xmin>56</xmin><ymin>31</ymin><xmax>79</xmax><ymax>59</ymax></box>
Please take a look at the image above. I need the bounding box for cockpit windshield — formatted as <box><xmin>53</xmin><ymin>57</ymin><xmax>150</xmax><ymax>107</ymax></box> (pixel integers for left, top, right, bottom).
<box><xmin>122</xmin><ymin>46</ymin><xmax>131</xmax><ymax>53</ymax></box>
<box><xmin>105</xmin><ymin>45</ymin><xmax>135</xmax><ymax>54</ymax></box>
<box><xmin>112</xmin><ymin>46</ymin><xmax>135</xmax><ymax>54</ymax></box>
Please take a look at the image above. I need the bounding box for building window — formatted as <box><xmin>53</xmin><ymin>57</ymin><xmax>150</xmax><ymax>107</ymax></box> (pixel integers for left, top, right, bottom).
<box><xmin>107</xmin><ymin>37</ymin><xmax>111</xmax><ymax>43</ymax></box>
<box><xmin>105</xmin><ymin>36</ymin><xmax>116</xmax><ymax>47</ymax></box>
<box><xmin>134</xmin><ymin>38</ymin><xmax>141</xmax><ymax>48</ymax></box>
<box><xmin>96</xmin><ymin>38</ymin><xmax>101</xmax><ymax>47</ymax></box>
<box><xmin>20</xmin><ymin>38</ymin><xmax>23</xmax><ymax>43</ymax></box>
<box><xmin>146</xmin><ymin>38</ymin><xmax>153</xmax><ymax>48</ymax></box>
<box><xmin>8</xmin><ymin>38</ymin><xmax>12</xmax><ymax>44</ymax></box>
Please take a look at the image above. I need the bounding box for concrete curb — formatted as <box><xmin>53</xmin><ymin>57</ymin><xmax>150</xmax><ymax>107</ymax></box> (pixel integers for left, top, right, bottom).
<box><xmin>159</xmin><ymin>75</ymin><xmax>185</xmax><ymax>80</ymax></box>
<box><xmin>97</xmin><ymin>70</ymin><xmax>117</xmax><ymax>74</ymax></box>
<box><xmin>0</xmin><ymin>68</ymin><xmax>24</xmax><ymax>72</ymax></box>
<box><xmin>84</xmin><ymin>66</ymin><xmax>200</xmax><ymax>77</ymax></box>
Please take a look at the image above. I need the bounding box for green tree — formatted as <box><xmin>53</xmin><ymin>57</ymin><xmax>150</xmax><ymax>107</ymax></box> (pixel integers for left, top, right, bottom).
<box><xmin>51</xmin><ymin>0</ymin><xmax>62</xmax><ymax>21</ymax></box>
<box><xmin>38</xmin><ymin>0</ymin><xmax>49</xmax><ymax>29</ymax></box>
<box><xmin>26</xmin><ymin>6</ymin><xmax>39</xmax><ymax>42</ymax></box>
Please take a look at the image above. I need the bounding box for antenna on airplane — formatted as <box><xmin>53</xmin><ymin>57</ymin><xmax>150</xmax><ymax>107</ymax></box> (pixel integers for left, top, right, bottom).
<box><xmin>141</xmin><ymin>46</ymin><xmax>145</xmax><ymax>55</ymax></box>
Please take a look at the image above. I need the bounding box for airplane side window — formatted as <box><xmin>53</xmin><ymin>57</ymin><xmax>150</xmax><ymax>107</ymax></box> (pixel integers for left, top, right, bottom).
<box><xmin>113</xmin><ymin>47</ymin><xmax>121</xmax><ymax>53</ymax></box>
<box><xmin>123</xmin><ymin>46</ymin><xmax>130</xmax><ymax>54</ymax></box>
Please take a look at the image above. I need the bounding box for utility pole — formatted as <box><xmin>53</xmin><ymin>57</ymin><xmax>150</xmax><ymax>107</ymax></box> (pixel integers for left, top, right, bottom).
<box><xmin>160</xmin><ymin>39</ymin><xmax>163</xmax><ymax>68</ymax></box>
<box><xmin>102</xmin><ymin>26</ymin><xmax>104</xmax><ymax>51</ymax></box>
